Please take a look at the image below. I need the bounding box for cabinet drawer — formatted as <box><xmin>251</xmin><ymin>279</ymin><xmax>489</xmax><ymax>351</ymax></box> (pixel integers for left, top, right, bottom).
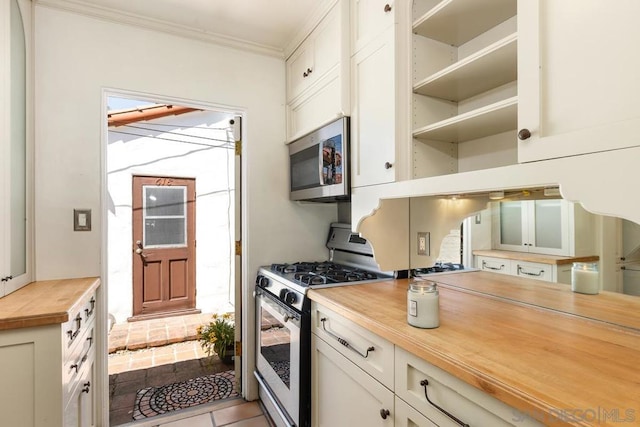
<box><xmin>395</xmin><ymin>396</ymin><xmax>437</xmax><ymax>427</ymax></box>
<box><xmin>395</xmin><ymin>347</ymin><xmax>543</xmax><ymax>427</ymax></box>
<box><xmin>312</xmin><ymin>302</ymin><xmax>394</xmax><ymax>389</ymax></box>
<box><xmin>513</xmin><ymin>261</ymin><xmax>552</xmax><ymax>282</ymax></box>
<box><xmin>62</xmin><ymin>291</ymin><xmax>97</xmax><ymax>353</ymax></box>
<box><xmin>476</xmin><ymin>256</ymin><xmax>511</xmax><ymax>275</ymax></box>
<box><xmin>64</xmin><ymin>321</ymin><xmax>95</xmax><ymax>399</ymax></box>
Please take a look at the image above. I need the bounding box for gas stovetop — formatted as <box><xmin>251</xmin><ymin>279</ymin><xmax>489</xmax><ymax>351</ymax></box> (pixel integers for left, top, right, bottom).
<box><xmin>269</xmin><ymin>261</ymin><xmax>386</xmax><ymax>287</ymax></box>
<box><xmin>411</xmin><ymin>262</ymin><xmax>474</xmax><ymax>277</ymax></box>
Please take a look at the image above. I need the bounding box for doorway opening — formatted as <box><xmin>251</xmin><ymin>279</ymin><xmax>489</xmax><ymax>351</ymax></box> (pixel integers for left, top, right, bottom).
<box><xmin>104</xmin><ymin>94</ymin><xmax>242</xmax><ymax>425</ymax></box>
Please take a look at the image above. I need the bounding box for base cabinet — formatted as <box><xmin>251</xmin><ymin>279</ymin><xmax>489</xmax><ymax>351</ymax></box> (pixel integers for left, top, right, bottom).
<box><xmin>395</xmin><ymin>348</ymin><xmax>543</xmax><ymax>427</ymax></box>
<box><xmin>311</xmin><ymin>301</ymin><xmax>545</xmax><ymax>427</ymax></box>
<box><xmin>475</xmin><ymin>254</ymin><xmax>575</xmax><ymax>284</ymax></box>
<box><xmin>0</xmin><ymin>288</ymin><xmax>98</xmax><ymax>427</ymax></box>
<box><xmin>311</xmin><ymin>334</ymin><xmax>394</xmax><ymax>426</ymax></box>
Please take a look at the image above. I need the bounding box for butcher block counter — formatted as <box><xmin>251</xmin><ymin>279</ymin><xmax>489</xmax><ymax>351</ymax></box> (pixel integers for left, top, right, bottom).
<box><xmin>473</xmin><ymin>249</ymin><xmax>599</xmax><ymax>265</ymax></box>
<box><xmin>307</xmin><ymin>272</ymin><xmax>640</xmax><ymax>426</ymax></box>
<box><xmin>0</xmin><ymin>276</ymin><xmax>100</xmax><ymax>330</ymax></box>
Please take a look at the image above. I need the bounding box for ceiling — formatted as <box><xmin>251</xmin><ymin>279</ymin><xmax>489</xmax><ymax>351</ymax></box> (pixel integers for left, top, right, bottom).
<box><xmin>45</xmin><ymin>0</ymin><xmax>327</xmax><ymax>56</ymax></box>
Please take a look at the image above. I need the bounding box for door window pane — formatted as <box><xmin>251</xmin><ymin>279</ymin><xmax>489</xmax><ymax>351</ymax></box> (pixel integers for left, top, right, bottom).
<box><xmin>143</xmin><ymin>186</ymin><xmax>186</xmax><ymax>247</ymax></box>
<box><xmin>500</xmin><ymin>202</ymin><xmax>523</xmax><ymax>246</ymax></box>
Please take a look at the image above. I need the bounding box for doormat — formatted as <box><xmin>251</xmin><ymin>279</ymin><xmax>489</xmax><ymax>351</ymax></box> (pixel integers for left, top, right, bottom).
<box><xmin>133</xmin><ymin>370</ymin><xmax>238</xmax><ymax>420</ymax></box>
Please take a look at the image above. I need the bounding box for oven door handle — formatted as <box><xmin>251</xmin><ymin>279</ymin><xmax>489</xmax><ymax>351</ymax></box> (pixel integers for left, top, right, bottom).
<box><xmin>320</xmin><ymin>317</ymin><xmax>374</xmax><ymax>359</ymax></box>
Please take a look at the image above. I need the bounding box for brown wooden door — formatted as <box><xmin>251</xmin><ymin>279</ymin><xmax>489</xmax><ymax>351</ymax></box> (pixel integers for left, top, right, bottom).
<box><xmin>132</xmin><ymin>176</ymin><xmax>196</xmax><ymax>318</ymax></box>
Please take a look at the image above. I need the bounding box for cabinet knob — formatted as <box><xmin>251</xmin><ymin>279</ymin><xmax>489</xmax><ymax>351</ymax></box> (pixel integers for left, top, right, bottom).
<box><xmin>518</xmin><ymin>128</ymin><xmax>531</xmax><ymax>140</ymax></box>
<box><xmin>383</xmin><ymin>4</ymin><xmax>392</xmax><ymax>12</ymax></box>
<box><xmin>380</xmin><ymin>408</ymin><xmax>390</xmax><ymax>419</ymax></box>
<box><xmin>384</xmin><ymin>162</ymin><xmax>393</xmax><ymax>170</ymax></box>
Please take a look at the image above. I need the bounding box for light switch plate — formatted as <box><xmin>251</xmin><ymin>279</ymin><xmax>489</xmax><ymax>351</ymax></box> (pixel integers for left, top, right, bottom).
<box><xmin>74</xmin><ymin>209</ymin><xmax>92</xmax><ymax>231</ymax></box>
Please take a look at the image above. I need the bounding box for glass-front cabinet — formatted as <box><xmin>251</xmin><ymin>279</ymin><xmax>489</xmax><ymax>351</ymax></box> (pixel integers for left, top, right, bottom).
<box><xmin>494</xmin><ymin>200</ymin><xmax>569</xmax><ymax>256</ymax></box>
<box><xmin>1</xmin><ymin>0</ymin><xmax>32</xmax><ymax>297</ymax></box>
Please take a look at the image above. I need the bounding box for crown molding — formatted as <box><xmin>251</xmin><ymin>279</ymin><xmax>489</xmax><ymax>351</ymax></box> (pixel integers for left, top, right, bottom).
<box><xmin>34</xmin><ymin>0</ymin><xmax>286</xmax><ymax>58</ymax></box>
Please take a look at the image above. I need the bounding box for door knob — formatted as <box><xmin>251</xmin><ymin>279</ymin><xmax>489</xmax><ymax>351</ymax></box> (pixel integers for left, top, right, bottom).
<box><xmin>135</xmin><ymin>248</ymin><xmax>148</xmax><ymax>259</ymax></box>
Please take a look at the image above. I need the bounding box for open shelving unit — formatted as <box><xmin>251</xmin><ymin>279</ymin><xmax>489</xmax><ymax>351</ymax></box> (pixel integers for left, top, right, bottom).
<box><xmin>411</xmin><ymin>0</ymin><xmax>518</xmax><ymax>178</ymax></box>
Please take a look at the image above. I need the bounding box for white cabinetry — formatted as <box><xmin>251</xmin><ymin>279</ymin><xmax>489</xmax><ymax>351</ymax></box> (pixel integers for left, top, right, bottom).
<box><xmin>350</xmin><ymin>0</ymin><xmax>410</xmax><ymax>187</ymax></box>
<box><xmin>0</xmin><ymin>0</ymin><xmax>32</xmax><ymax>297</ymax></box>
<box><xmin>411</xmin><ymin>0</ymin><xmax>518</xmax><ymax>179</ymax></box>
<box><xmin>518</xmin><ymin>0</ymin><xmax>640</xmax><ymax>162</ymax></box>
<box><xmin>311</xmin><ymin>302</ymin><xmax>542</xmax><ymax>426</ymax></box>
<box><xmin>492</xmin><ymin>200</ymin><xmax>594</xmax><ymax>257</ymax></box>
<box><xmin>286</xmin><ymin>0</ymin><xmax>349</xmax><ymax>141</ymax></box>
<box><xmin>476</xmin><ymin>255</ymin><xmax>564</xmax><ymax>283</ymax></box>
<box><xmin>311</xmin><ymin>303</ymin><xmax>394</xmax><ymax>426</ymax></box>
<box><xmin>395</xmin><ymin>347</ymin><xmax>543</xmax><ymax>427</ymax></box>
<box><xmin>0</xmin><ymin>288</ymin><xmax>98</xmax><ymax>427</ymax></box>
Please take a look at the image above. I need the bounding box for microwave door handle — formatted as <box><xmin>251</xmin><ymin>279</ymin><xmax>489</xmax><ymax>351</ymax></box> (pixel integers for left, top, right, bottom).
<box><xmin>318</xmin><ymin>142</ymin><xmax>325</xmax><ymax>186</ymax></box>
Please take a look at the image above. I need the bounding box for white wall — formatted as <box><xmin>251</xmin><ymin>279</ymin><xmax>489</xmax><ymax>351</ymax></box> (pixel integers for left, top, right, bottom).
<box><xmin>108</xmin><ymin>109</ymin><xmax>237</xmax><ymax>323</ymax></box>
<box><xmin>34</xmin><ymin>5</ymin><xmax>337</xmax><ymax>403</ymax></box>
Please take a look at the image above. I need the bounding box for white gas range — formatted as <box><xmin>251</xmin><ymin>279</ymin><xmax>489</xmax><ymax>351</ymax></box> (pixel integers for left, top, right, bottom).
<box><xmin>253</xmin><ymin>223</ymin><xmax>394</xmax><ymax>427</ymax></box>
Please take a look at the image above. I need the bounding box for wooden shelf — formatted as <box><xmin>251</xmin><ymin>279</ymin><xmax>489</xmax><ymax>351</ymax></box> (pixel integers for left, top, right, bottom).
<box><xmin>413</xmin><ymin>0</ymin><xmax>517</xmax><ymax>46</ymax></box>
<box><xmin>413</xmin><ymin>96</ymin><xmax>517</xmax><ymax>142</ymax></box>
<box><xmin>414</xmin><ymin>34</ymin><xmax>517</xmax><ymax>101</ymax></box>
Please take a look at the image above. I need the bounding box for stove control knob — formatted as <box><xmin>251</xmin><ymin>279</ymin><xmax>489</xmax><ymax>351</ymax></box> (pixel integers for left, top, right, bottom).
<box><xmin>256</xmin><ymin>275</ymin><xmax>270</xmax><ymax>288</ymax></box>
<box><xmin>283</xmin><ymin>291</ymin><xmax>297</xmax><ymax>305</ymax></box>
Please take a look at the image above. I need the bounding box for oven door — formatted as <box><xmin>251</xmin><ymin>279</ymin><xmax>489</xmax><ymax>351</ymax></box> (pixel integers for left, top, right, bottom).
<box><xmin>256</xmin><ymin>288</ymin><xmax>301</xmax><ymax>424</ymax></box>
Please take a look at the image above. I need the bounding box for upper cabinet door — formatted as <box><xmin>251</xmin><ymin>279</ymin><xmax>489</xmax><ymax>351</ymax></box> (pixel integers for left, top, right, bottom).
<box><xmin>351</xmin><ymin>0</ymin><xmax>395</xmax><ymax>54</ymax></box>
<box><xmin>518</xmin><ymin>0</ymin><xmax>640</xmax><ymax>163</ymax></box>
<box><xmin>1</xmin><ymin>0</ymin><xmax>32</xmax><ymax>297</ymax></box>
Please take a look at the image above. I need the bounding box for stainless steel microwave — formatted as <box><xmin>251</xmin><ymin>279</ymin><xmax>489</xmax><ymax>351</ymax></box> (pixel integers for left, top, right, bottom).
<box><xmin>289</xmin><ymin>117</ymin><xmax>349</xmax><ymax>202</ymax></box>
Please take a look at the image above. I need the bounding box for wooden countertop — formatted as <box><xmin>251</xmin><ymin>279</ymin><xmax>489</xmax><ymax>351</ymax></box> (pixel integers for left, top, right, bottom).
<box><xmin>433</xmin><ymin>271</ymin><xmax>640</xmax><ymax>331</ymax></box>
<box><xmin>0</xmin><ymin>277</ymin><xmax>100</xmax><ymax>331</ymax></box>
<box><xmin>308</xmin><ymin>278</ymin><xmax>640</xmax><ymax>426</ymax></box>
<box><xmin>473</xmin><ymin>249</ymin><xmax>599</xmax><ymax>265</ymax></box>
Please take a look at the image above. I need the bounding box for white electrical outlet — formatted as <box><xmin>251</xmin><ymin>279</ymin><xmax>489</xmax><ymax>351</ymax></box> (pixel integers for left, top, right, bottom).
<box><xmin>417</xmin><ymin>232</ymin><xmax>430</xmax><ymax>256</ymax></box>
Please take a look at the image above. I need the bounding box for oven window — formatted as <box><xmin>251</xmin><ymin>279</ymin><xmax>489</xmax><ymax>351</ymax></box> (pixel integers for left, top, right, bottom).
<box><xmin>260</xmin><ymin>309</ymin><xmax>291</xmax><ymax>388</ymax></box>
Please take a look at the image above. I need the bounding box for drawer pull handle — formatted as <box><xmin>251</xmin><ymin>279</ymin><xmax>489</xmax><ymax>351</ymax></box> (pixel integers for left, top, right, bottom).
<box><xmin>70</xmin><ymin>363</ymin><xmax>79</xmax><ymax>373</ymax></box>
<box><xmin>379</xmin><ymin>408</ymin><xmax>390</xmax><ymax>419</ymax></box>
<box><xmin>517</xmin><ymin>266</ymin><xmax>544</xmax><ymax>276</ymax></box>
<box><xmin>67</xmin><ymin>314</ymin><xmax>83</xmax><ymax>343</ymax></box>
<box><xmin>82</xmin><ymin>382</ymin><xmax>91</xmax><ymax>394</ymax></box>
<box><xmin>421</xmin><ymin>379</ymin><xmax>470</xmax><ymax>427</ymax></box>
<box><xmin>320</xmin><ymin>317</ymin><xmax>374</xmax><ymax>359</ymax></box>
<box><xmin>482</xmin><ymin>261</ymin><xmax>504</xmax><ymax>271</ymax></box>
<box><xmin>85</xmin><ymin>297</ymin><xmax>96</xmax><ymax>318</ymax></box>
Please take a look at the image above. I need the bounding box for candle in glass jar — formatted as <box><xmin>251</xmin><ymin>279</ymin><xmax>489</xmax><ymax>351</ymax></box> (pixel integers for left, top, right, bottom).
<box><xmin>407</xmin><ymin>280</ymin><xmax>439</xmax><ymax>328</ymax></box>
<box><xmin>571</xmin><ymin>262</ymin><xmax>599</xmax><ymax>294</ymax></box>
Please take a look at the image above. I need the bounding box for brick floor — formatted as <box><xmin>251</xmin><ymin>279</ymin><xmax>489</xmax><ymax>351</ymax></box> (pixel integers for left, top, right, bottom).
<box><xmin>108</xmin><ymin>312</ymin><xmax>216</xmax><ymax>353</ymax></box>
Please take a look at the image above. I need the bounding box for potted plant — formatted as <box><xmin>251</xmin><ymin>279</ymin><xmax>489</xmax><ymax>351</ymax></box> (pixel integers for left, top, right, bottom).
<box><xmin>196</xmin><ymin>312</ymin><xmax>235</xmax><ymax>364</ymax></box>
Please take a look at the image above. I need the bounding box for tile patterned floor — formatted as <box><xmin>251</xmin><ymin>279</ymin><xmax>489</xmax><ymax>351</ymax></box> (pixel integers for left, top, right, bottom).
<box><xmin>117</xmin><ymin>398</ymin><xmax>273</xmax><ymax>427</ymax></box>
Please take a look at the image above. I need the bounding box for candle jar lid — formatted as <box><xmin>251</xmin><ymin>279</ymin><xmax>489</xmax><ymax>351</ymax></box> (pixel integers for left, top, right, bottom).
<box><xmin>409</xmin><ymin>280</ymin><xmax>438</xmax><ymax>293</ymax></box>
<box><xmin>572</xmin><ymin>262</ymin><xmax>598</xmax><ymax>271</ymax></box>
